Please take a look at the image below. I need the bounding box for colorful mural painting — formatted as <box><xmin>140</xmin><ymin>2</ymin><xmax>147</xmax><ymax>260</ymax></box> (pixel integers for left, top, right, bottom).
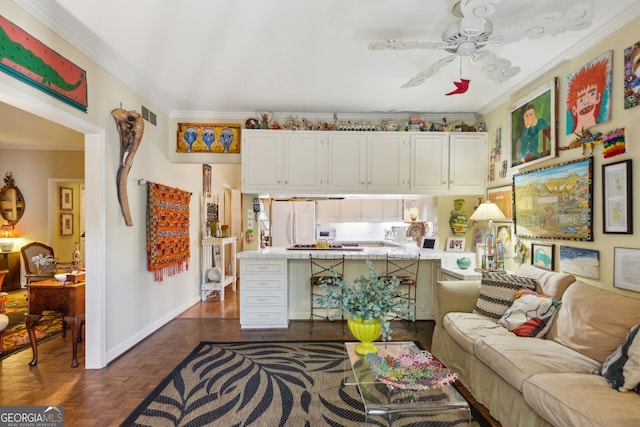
<box><xmin>624</xmin><ymin>41</ymin><xmax>640</xmax><ymax>109</ymax></box>
<box><xmin>0</xmin><ymin>15</ymin><xmax>88</xmax><ymax>112</ymax></box>
<box><xmin>513</xmin><ymin>158</ymin><xmax>593</xmax><ymax>241</ymax></box>
<box><xmin>566</xmin><ymin>51</ymin><xmax>612</xmax><ymax>135</ymax></box>
<box><xmin>176</xmin><ymin>123</ymin><xmax>241</xmax><ymax>153</ymax></box>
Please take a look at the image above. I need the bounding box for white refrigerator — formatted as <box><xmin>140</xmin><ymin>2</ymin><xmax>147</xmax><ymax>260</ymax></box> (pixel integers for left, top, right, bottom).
<box><xmin>270</xmin><ymin>200</ymin><xmax>316</xmax><ymax>247</ymax></box>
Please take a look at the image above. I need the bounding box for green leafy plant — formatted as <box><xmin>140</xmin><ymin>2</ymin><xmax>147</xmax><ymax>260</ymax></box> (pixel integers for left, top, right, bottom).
<box><xmin>314</xmin><ymin>259</ymin><xmax>416</xmax><ymax>341</ymax></box>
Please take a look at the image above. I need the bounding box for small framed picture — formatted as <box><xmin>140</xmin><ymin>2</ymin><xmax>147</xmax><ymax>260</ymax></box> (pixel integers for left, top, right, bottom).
<box><xmin>602</xmin><ymin>159</ymin><xmax>632</xmax><ymax>234</ymax></box>
<box><xmin>614</xmin><ymin>247</ymin><xmax>640</xmax><ymax>292</ymax></box>
<box><xmin>60</xmin><ymin>187</ymin><xmax>73</xmax><ymax>210</ymax></box>
<box><xmin>446</xmin><ymin>237</ymin><xmax>465</xmax><ymax>252</ymax></box>
<box><xmin>531</xmin><ymin>243</ymin><xmax>554</xmax><ymax>271</ymax></box>
<box><xmin>60</xmin><ymin>213</ymin><xmax>73</xmax><ymax>236</ymax></box>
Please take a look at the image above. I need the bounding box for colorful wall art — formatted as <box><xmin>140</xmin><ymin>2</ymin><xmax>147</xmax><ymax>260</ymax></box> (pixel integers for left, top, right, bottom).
<box><xmin>0</xmin><ymin>15</ymin><xmax>88</xmax><ymax>112</ymax></box>
<box><xmin>513</xmin><ymin>157</ymin><xmax>593</xmax><ymax>241</ymax></box>
<box><xmin>566</xmin><ymin>51</ymin><xmax>612</xmax><ymax>135</ymax></box>
<box><xmin>177</xmin><ymin>123</ymin><xmax>241</xmax><ymax>153</ymax></box>
<box><xmin>624</xmin><ymin>41</ymin><xmax>640</xmax><ymax>109</ymax></box>
<box><xmin>560</xmin><ymin>246</ymin><xmax>600</xmax><ymax>279</ymax></box>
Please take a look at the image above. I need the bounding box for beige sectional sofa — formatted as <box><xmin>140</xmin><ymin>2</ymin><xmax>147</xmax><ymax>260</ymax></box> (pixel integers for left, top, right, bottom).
<box><xmin>432</xmin><ymin>264</ymin><xmax>640</xmax><ymax>427</ymax></box>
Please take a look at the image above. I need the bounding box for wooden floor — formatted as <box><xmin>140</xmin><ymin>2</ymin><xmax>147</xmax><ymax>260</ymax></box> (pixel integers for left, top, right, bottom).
<box><xmin>0</xmin><ymin>286</ymin><xmax>499</xmax><ymax>426</ymax></box>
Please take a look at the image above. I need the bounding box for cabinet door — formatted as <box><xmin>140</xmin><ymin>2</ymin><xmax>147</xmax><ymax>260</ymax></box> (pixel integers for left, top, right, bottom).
<box><xmin>359</xmin><ymin>199</ymin><xmax>382</xmax><ymax>222</ymax></box>
<box><xmin>339</xmin><ymin>199</ymin><xmax>361</xmax><ymax>221</ymax></box>
<box><xmin>368</xmin><ymin>133</ymin><xmax>410</xmax><ymax>193</ymax></box>
<box><xmin>410</xmin><ymin>133</ymin><xmax>449</xmax><ymax>193</ymax></box>
<box><xmin>241</xmin><ymin>131</ymin><xmax>283</xmax><ymax>192</ymax></box>
<box><xmin>283</xmin><ymin>132</ymin><xmax>326</xmax><ymax>191</ymax></box>
<box><xmin>327</xmin><ymin>133</ymin><xmax>367</xmax><ymax>192</ymax></box>
<box><xmin>449</xmin><ymin>133</ymin><xmax>487</xmax><ymax>195</ymax></box>
<box><xmin>381</xmin><ymin>199</ymin><xmax>402</xmax><ymax>221</ymax></box>
<box><xmin>316</xmin><ymin>199</ymin><xmax>340</xmax><ymax>223</ymax></box>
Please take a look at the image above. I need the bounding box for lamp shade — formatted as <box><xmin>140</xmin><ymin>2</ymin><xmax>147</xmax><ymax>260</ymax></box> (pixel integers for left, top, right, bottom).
<box><xmin>469</xmin><ymin>201</ymin><xmax>506</xmax><ymax>222</ymax></box>
<box><xmin>0</xmin><ymin>224</ymin><xmax>16</xmax><ymax>252</ymax></box>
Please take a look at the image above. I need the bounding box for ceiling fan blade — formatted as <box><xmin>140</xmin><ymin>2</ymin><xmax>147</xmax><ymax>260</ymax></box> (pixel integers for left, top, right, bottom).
<box><xmin>401</xmin><ymin>55</ymin><xmax>456</xmax><ymax>88</ymax></box>
<box><xmin>368</xmin><ymin>40</ymin><xmax>445</xmax><ymax>50</ymax></box>
<box><xmin>492</xmin><ymin>3</ymin><xmax>593</xmax><ymax>45</ymax></box>
<box><xmin>471</xmin><ymin>52</ymin><xmax>520</xmax><ymax>83</ymax></box>
<box><xmin>459</xmin><ymin>0</ymin><xmax>500</xmax><ymax>37</ymax></box>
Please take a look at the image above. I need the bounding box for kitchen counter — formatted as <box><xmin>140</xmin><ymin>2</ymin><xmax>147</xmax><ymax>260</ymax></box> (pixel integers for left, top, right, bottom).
<box><xmin>439</xmin><ymin>267</ymin><xmax>482</xmax><ymax>280</ymax></box>
<box><xmin>238</xmin><ymin>245</ymin><xmax>441</xmax><ymax>260</ymax></box>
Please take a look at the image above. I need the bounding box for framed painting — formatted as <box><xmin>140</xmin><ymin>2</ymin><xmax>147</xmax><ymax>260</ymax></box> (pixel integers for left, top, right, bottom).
<box><xmin>487</xmin><ymin>185</ymin><xmax>512</xmax><ymax>219</ymax></box>
<box><xmin>614</xmin><ymin>247</ymin><xmax>640</xmax><ymax>292</ymax></box>
<box><xmin>624</xmin><ymin>42</ymin><xmax>640</xmax><ymax>109</ymax></box>
<box><xmin>176</xmin><ymin>123</ymin><xmax>241</xmax><ymax>153</ymax></box>
<box><xmin>60</xmin><ymin>187</ymin><xmax>73</xmax><ymax>210</ymax></box>
<box><xmin>566</xmin><ymin>51</ymin><xmax>612</xmax><ymax>134</ymax></box>
<box><xmin>0</xmin><ymin>16</ymin><xmax>88</xmax><ymax>112</ymax></box>
<box><xmin>203</xmin><ymin>164</ymin><xmax>212</xmax><ymax>198</ymax></box>
<box><xmin>493</xmin><ymin>221</ymin><xmax>514</xmax><ymax>260</ymax></box>
<box><xmin>509</xmin><ymin>78</ymin><xmax>557</xmax><ymax>169</ymax></box>
<box><xmin>602</xmin><ymin>159</ymin><xmax>632</xmax><ymax>234</ymax></box>
<box><xmin>445</xmin><ymin>237</ymin><xmax>465</xmax><ymax>252</ymax></box>
<box><xmin>513</xmin><ymin>157</ymin><xmax>593</xmax><ymax>241</ymax></box>
<box><xmin>559</xmin><ymin>246</ymin><xmax>600</xmax><ymax>279</ymax></box>
<box><xmin>60</xmin><ymin>213</ymin><xmax>73</xmax><ymax>236</ymax></box>
<box><xmin>531</xmin><ymin>243</ymin><xmax>554</xmax><ymax>271</ymax></box>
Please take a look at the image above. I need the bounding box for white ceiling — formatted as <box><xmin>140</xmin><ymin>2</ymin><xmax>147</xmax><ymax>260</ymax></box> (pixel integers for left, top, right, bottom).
<box><xmin>2</xmin><ymin>0</ymin><xmax>640</xmax><ymax>149</ymax></box>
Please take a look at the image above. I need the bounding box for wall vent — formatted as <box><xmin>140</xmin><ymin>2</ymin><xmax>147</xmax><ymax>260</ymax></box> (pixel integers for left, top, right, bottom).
<box><xmin>141</xmin><ymin>105</ymin><xmax>157</xmax><ymax>126</ymax></box>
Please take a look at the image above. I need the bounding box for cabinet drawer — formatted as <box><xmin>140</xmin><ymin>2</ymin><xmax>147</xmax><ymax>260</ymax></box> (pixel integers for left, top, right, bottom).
<box><xmin>242</xmin><ymin>292</ymin><xmax>286</xmax><ymax>306</ymax></box>
<box><xmin>241</xmin><ymin>260</ymin><xmax>286</xmax><ymax>275</ymax></box>
<box><xmin>242</xmin><ymin>277</ymin><xmax>285</xmax><ymax>291</ymax></box>
<box><xmin>241</xmin><ymin>310</ymin><xmax>288</xmax><ymax>323</ymax></box>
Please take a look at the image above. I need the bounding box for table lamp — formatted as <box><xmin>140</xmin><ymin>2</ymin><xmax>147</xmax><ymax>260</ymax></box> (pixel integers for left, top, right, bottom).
<box><xmin>469</xmin><ymin>201</ymin><xmax>506</xmax><ymax>271</ymax></box>
<box><xmin>1</xmin><ymin>224</ymin><xmax>17</xmax><ymax>252</ymax></box>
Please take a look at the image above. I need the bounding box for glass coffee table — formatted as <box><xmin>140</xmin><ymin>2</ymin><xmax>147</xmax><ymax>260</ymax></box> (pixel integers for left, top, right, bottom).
<box><xmin>344</xmin><ymin>341</ymin><xmax>472</xmax><ymax>425</ymax></box>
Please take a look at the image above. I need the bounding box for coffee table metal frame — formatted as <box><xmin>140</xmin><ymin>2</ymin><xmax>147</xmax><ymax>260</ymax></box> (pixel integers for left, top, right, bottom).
<box><xmin>344</xmin><ymin>341</ymin><xmax>471</xmax><ymax>423</ymax></box>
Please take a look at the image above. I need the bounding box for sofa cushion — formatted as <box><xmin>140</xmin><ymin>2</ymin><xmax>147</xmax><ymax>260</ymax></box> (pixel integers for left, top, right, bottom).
<box><xmin>442</xmin><ymin>312</ymin><xmax>513</xmax><ymax>354</ymax></box>
<box><xmin>547</xmin><ymin>281</ymin><xmax>640</xmax><ymax>363</ymax></box>
<box><xmin>498</xmin><ymin>289</ymin><xmax>562</xmax><ymax>338</ymax></box>
<box><xmin>523</xmin><ymin>373</ymin><xmax>640</xmax><ymax>427</ymax></box>
<box><xmin>474</xmin><ymin>334</ymin><xmax>600</xmax><ymax>392</ymax></box>
<box><xmin>600</xmin><ymin>324</ymin><xmax>640</xmax><ymax>392</ymax></box>
<box><xmin>514</xmin><ymin>263</ymin><xmax>576</xmax><ymax>300</ymax></box>
<box><xmin>472</xmin><ymin>271</ymin><xmax>537</xmax><ymax>320</ymax></box>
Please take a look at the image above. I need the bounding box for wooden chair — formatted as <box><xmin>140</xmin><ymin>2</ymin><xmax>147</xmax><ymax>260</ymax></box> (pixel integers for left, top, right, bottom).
<box><xmin>0</xmin><ymin>269</ymin><xmax>9</xmax><ymax>354</ymax></box>
<box><xmin>310</xmin><ymin>255</ymin><xmax>345</xmax><ymax>331</ymax></box>
<box><xmin>20</xmin><ymin>242</ymin><xmax>56</xmax><ymax>284</ymax></box>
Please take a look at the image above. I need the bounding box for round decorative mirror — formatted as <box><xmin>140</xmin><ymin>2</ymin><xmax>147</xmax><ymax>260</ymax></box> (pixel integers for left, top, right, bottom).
<box><xmin>0</xmin><ymin>172</ymin><xmax>25</xmax><ymax>226</ymax></box>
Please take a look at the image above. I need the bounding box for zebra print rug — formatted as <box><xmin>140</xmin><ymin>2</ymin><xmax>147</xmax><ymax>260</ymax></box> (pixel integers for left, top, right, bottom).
<box><xmin>121</xmin><ymin>341</ymin><xmax>483</xmax><ymax>427</ymax></box>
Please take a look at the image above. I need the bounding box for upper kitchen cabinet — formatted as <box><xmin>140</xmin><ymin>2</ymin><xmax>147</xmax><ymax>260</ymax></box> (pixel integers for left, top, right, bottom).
<box><xmin>242</xmin><ymin>131</ymin><xmax>283</xmax><ymax>192</ymax></box>
<box><xmin>367</xmin><ymin>133</ymin><xmax>410</xmax><ymax>193</ymax></box>
<box><xmin>326</xmin><ymin>133</ymin><xmax>367</xmax><ymax>192</ymax></box>
<box><xmin>283</xmin><ymin>133</ymin><xmax>326</xmax><ymax>191</ymax></box>
<box><xmin>410</xmin><ymin>133</ymin><xmax>486</xmax><ymax>195</ymax></box>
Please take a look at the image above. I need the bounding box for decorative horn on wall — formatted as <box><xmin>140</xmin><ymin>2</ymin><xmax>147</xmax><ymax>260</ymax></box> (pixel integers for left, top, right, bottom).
<box><xmin>112</xmin><ymin>108</ymin><xmax>144</xmax><ymax>226</ymax></box>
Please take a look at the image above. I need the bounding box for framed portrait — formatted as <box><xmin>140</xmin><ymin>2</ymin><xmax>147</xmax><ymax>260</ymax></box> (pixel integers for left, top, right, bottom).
<box><xmin>487</xmin><ymin>185</ymin><xmax>512</xmax><ymax>219</ymax></box>
<box><xmin>624</xmin><ymin>42</ymin><xmax>640</xmax><ymax>109</ymax></box>
<box><xmin>602</xmin><ymin>159</ymin><xmax>632</xmax><ymax>234</ymax></box>
<box><xmin>60</xmin><ymin>187</ymin><xmax>73</xmax><ymax>210</ymax></box>
<box><xmin>509</xmin><ymin>78</ymin><xmax>557</xmax><ymax>169</ymax></box>
<box><xmin>60</xmin><ymin>213</ymin><xmax>73</xmax><ymax>236</ymax></box>
<box><xmin>559</xmin><ymin>246</ymin><xmax>600</xmax><ymax>279</ymax></box>
<box><xmin>614</xmin><ymin>247</ymin><xmax>640</xmax><ymax>292</ymax></box>
<box><xmin>446</xmin><ymin>237</ymin><xmax>465</xmax><ymax>252</ymax></box>
<box><xmin>566</xmin><ymin>50</ymin><xmax>612</xmax><ymax>134</ymax></box>
<box><xmin>513</xmin><ymin>157</ymin><xmax>593</xmax><ymax>241</ymax></box>
<box><xmin>531</xmin><ymin>243</ymin><xmax>554</xmax><ymax>271</ymax></box>
<box><xmin>176</xmin><ymin>123</ymin><xmax>241</xmax><ymax>153</ymax></box>
<box><xmin>203</xmin><ymin>164</ymin><xmax>212</xmax><ymax>198</ymax></box>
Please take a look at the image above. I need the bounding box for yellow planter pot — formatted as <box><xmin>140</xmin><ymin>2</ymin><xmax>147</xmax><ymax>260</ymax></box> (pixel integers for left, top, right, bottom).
<box><xmin>347</xmin><ymin>317</ymin><xmax>382</xmax><ymax>355</ymax></box>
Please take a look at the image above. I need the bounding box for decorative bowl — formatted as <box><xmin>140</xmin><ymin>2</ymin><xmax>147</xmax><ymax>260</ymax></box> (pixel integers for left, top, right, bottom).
<box><xmin>366</xmin><ymin>351</ymin><xmax>459</xmax><ymax>390</ymax></box>
<box><xmin>456</xmin><ymin>257</ymin><xmax>471</xmax><ymax>270</ymax></box>
<box><xmin>55</xmin><ymin>273</ymin><xmax>67</xmax><ymax>282</ymax></box>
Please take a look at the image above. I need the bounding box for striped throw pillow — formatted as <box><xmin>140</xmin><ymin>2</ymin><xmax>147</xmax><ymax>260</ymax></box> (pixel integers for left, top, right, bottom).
<box><xmin>473</xmin><ymin>271</ymin><xmax>537</xmax><ymax>321</ymax></box>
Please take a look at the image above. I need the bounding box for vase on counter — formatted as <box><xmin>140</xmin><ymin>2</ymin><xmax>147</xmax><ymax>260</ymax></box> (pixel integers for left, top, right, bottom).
<box><xmin>348</xmin><ymin>317</ymin><xmax>382</xmax><ymax>355</ymax></box>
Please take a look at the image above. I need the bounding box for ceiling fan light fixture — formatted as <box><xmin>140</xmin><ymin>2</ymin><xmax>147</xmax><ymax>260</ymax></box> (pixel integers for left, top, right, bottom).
<box><xmin>456</xmin><ymin>40</ymin><xmax>478</xmax><ymax>56</ymax></box>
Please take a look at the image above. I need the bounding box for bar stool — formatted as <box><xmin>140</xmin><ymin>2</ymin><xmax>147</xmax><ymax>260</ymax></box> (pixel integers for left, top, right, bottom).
<box><xmin>381</xmin><ymin>253</ymin><xmax>420</xmax><ymax>329</ymax></box>
<box><xmin>310</xmin><ymin>255</ymin><xmax>345</xmax><ymax>331</ymax></box>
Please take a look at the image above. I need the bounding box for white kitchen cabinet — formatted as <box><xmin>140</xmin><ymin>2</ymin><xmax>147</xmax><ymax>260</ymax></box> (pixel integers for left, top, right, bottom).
<box><xmin>282</xmin><ymin>132</ymin><xmax>326</xmax><ymax>191</ymax></box>
<box><xmin>241</xmin><ymin>131</ymin><xmax>283</xmax><ymax>192</ymax></box>
<box><xmin>240</xmin><ymin>259</ymin><xmax>288</xmax><ymax>328</ymax></box>
<box><xmin>381</xmin><ymin>199</ymin><xmax>402</xmax><ymax>221</ymax></box>
<box><xmin>327</xmin><ymin>133</ymin><xmax>367</xmax><ymax>192</ymax></box>
<box><xmin>339</xmin><ymin>199</ymin><xmax>361</xmax><ymax>221</ymax></box>
<box><xmin>410</xmin><ymin>132</ymin><xmax>486</xmax><ymax>195</ymax></box>
<box><xmin>367</xmin><ymin>133</ymin><xmax>410</xmax><ymax>193</ymax></box>
<box><xmin>316</xmin><ymin>199</ymin><xmax>340</xmax><ymax>223</ymax></box>
<box><xmin>359</xmin><ymin>199</ymin><xmax>381</xmax><ymax>221</ymax></box>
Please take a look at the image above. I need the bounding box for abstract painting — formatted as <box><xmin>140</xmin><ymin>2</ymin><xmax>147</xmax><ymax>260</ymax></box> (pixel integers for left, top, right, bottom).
<box><xmin>624</xmin><ymin>41</ymin><xmax>640</xmax><ymax>109</ymax></box>
<box><xmin>566</xmin><ymin>51</ymin><xmax>612</xmax><ymax>134</ymax></box>
<box><xmin>559</xmin><ymin>246</ymin><xmax>599</xmax><ymax>279</ymax></box>
<box><xmin>177</xmin><ymin>123</ymin><xmax>241</xmax><ymax>153</ymax></box>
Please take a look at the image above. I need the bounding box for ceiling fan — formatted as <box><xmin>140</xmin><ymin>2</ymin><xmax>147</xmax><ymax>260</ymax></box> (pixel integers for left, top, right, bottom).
<box><xmin>369</xmin><ymin>0</ymin><xmax>593</xmax><ymax>88</ymax></box>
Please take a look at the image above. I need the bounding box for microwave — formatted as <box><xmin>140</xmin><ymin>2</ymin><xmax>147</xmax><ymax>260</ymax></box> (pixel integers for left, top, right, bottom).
<box><xmin>316</xmin><ymin>227</ymin><xmax>336</xmax><ymax>241</ymax></box>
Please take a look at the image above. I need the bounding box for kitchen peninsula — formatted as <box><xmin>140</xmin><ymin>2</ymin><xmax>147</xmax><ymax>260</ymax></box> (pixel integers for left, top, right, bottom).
<box><xmin>237</xmin><ymin>244</ymin><xmax>479</xmax><ymax>329</ymax></box>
